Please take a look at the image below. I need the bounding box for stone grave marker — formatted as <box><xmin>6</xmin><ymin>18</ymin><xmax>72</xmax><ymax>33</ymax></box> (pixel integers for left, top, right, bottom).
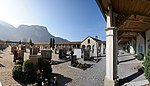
<box><xmin>30</xmin><ymin>47</ymin><xmax>39</xmax><ymax>55</ymax></box>
<box><xmin>29</xmin><ymin>55</ymin><xmax>42</xmax><ymax>65</ymax></box>
<box><xmin>11</xmin><ymin>46</ymin><xmax>17</xmax><ymax>53</ymax></box>
<box><xmin>41</xmin><ymin>50</ymin><xmax>52</xmax><ymax>61</ymax></box>
<box><xmin>13</xmin><ymin>50</ymin><xmax>24</xmax><ymax>62</ymax></box>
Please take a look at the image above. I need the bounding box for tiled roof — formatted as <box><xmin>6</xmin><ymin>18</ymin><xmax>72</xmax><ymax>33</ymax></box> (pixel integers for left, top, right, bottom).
<box><xmin>35</xmin><ymin>41</ymin><xmax>82</xmax><ymax>45</ymax></box>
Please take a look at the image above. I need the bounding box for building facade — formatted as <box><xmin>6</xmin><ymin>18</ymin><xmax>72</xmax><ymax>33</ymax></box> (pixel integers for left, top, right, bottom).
<box><xmin>81</xmin><ymin>36</ymin><xmax>106</xmax><ymax>57</ymax></box>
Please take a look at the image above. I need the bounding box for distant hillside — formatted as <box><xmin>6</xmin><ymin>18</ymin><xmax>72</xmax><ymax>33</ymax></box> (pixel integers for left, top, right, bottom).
<box><xmin>0</xmin><ymin>20</ymin><xmax>69</xmax><ymax>42</ymax></box>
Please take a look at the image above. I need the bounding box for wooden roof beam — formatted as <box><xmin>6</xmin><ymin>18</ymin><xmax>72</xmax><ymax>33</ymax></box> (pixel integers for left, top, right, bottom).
<box><xmin>115</xmin><ymin>14</ymin><xmax>131</xmax><ymax>27</ymax></box>
<box><xmin>118</xmin><ymin>28</ymin><xmax>145</xmax><ymax>32</ymax></box>
<box><xmin>125</xmin><ymin>13</ymin><xmax>150</xmax><ymax>17</ymax></box>
<box><xmin>126</xmin><ymin>19</ymin><xmax>150</xmax><ymax>24</ymax></box>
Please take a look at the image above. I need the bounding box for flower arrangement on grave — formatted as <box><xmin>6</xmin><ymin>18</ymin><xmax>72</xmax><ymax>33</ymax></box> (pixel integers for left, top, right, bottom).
<box><xmin>36</xmin><ymin>70</ymin><xmax>43</xmax><ymax>86</ymax></box>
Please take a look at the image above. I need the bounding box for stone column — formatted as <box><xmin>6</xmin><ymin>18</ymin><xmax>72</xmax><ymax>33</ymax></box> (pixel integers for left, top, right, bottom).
<box><xmin>130</xmin><ymin>39</ymin><xmax>135</xmax><ymax>54</ymax></box>
<box><xmin>104</xmin><ymin>27</ymin><xmax>118</xmax><ymax>86</ymax></box>
<box><xmin>101</xmin><ymin>43</ymin><xmax>104</xmax><ymax>56</ymax></box>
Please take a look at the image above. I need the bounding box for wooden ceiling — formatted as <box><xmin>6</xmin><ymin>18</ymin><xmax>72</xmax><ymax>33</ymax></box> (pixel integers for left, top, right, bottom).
<box><xmin>97</xmin><ymin>0</ymin><xmax>150</xmax><ymax>44</ymax></box>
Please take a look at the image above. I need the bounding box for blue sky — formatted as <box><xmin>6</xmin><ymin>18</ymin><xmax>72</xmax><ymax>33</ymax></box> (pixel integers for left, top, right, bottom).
<box><xmin>0</xmin><ymin>0</ymin><xmax>106</xmax><ymax>41</ymax></box>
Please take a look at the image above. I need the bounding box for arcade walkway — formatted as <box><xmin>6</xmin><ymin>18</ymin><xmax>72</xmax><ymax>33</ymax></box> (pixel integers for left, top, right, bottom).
<box><xmin>118</xmin><ymin>52</ymin><xmax>146</xmax><ymax>86</ymax></box>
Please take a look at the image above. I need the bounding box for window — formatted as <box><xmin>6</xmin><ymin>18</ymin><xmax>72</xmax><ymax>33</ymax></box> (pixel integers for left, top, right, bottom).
<box><xmin>88</xmin><ymin>39</ymin><xmax>90</xmax><ymax>44</ymax></box>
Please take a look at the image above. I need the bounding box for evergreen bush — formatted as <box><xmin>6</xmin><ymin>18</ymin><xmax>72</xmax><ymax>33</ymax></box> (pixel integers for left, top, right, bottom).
<box><xmin>143</xmin><ymin>49</ymin><xmax>150</xmax><ymax>83</ymax></box>
<box><xmin>12</xmin><ymin>64</ymin><xmax>23</xmax><ymax>79</ymax></box>
<box><xmin>38</xmin><ymin>58</ymin><xmax>52</xmax><ymax>79</ymax></box>
<box><xmin>23</xmin><ymin>60</ymin><xmax>36</xmax><ymax>83</ymax></box>
<box><xmin>136</xmin><ymin>53</ymin><xmax>144</xmax><ymax>61</ymax></box>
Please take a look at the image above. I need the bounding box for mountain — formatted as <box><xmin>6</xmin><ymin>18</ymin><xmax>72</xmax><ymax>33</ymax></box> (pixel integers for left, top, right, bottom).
<box><xmin>0</xmin><ymin>20</ymin><xmax>17</xmax><ymax>40</ymax></box>
<box><xmin>0</xmin><ymin>20</ymin><xmax>69</xmax><ymax>42</ymax></box>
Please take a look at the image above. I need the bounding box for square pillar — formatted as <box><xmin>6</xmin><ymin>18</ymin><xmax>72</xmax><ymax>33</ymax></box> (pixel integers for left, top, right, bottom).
<box><xmin>104</xmin><ymin>27</ymin><xmax>118</xmax><ymax>86</ymax></box>
<box><xmin>101</xmin><ymin>43</ymin><xmax>104</xmax><ymax>55</ymax></box>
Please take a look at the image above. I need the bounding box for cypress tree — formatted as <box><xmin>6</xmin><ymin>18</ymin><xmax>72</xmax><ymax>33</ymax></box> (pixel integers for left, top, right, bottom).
<box><xmin>50</xmin><ymin>38</ymin><xmax>52</xmax><ymax>49</ymax></box>
<box><xmin>52</xmin><ymin>38</ymin><xmax>55</xmax><ymax>50</ymax></box>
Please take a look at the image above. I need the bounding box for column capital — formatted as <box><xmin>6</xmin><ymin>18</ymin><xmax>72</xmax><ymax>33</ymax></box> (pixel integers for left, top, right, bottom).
<box><xmin>105</xmin><ymin>27</ymin><xmax>118</xmax><ymax>31</ymax></box>
<box><xmin>105</xmin><ymin>27</ymin><xmax>118</xmax><ymax>37</ymax></box>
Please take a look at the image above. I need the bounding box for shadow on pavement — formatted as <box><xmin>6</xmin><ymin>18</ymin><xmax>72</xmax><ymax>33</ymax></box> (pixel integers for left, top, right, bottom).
<box><xmin>52</xmin><ymin>73</ymin><xmax>72</xmax><ymax>86</ymax></box>
<box><xmin>118</xmin><ymin>54</ymin><xmax>134</xmax><ymax>57</ymax></box>
<box><xmin>14</xmin><ymin>79</ymin><xmax>26</xmax><ymax>86</ymax></box>
<box><xmin>118</xmin><ymin>57</ymin><xmax>136</xmax><ymax>64</ymax></box>
<box><xmin>119</xmin><ymin>67</ymin><xmax>144</xmax><ymax>85</ymax></box>
<box><xmin>0</xmin><ymin>63</ymin><xmax>5</xmax><ymax>67</ymax></box>
<box><xmin>52</xmin><ymin>59</ymin><xmax>70</xmax><ymax>65</ymax></box>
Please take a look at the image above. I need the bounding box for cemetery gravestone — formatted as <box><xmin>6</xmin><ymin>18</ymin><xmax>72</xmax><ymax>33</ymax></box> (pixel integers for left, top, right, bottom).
<box><xmin>21</xmin><ymin>45</ymin><xmax>26</xmax><ymax>52</ymax></box>
<box><xmin>83</xmin><ymin>49</ymin><xmax>90</xmax><ymax>61</ymax></box>
<box><xmin>59</xmin><ymin>49</ymin><xmax>67</xmax><ymax>59</ymax></box>
<box><xmin>29</xmin><ymin>55</ymin><xmax>42</xmax><ymax>65</ymax></box>
<box><xmin>13</xmin><ymin>50</ymin><xmax>24</xmax><ymax>62</ymax></box>
<box><xmin>30</xmin><ymin>47</ymin><xmax>39</xmax><ymax>55</ymax></box>
<box><xmin>70</xmin><ymin>50</ymin><xmax>77</xmax><ymax>65</ymax></box>
<box><xmin>41</xmin><ymin>50</ymin><xmax>52</xmax><ymax>61</ymax></box>
<box><xmin>11</xmin><ymin>46</ymin><xmax>17</xmax><ymax>53</ymax></box>
<box><xmin>74</xmin><ymin>49</ymin><xmax>81</xmax><ymax>58</ymax></box>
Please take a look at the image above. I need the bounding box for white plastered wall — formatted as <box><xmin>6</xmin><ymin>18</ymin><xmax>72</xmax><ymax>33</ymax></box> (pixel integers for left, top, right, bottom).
<box><xmin>136</xmin><ymin>34</ymin><xmax>145</xmax><ymax>54</ymax></box>
<box><xmin>146</xmin><ymin>30</ymin><xmax>150</xmax><ymax>55</ymax></box>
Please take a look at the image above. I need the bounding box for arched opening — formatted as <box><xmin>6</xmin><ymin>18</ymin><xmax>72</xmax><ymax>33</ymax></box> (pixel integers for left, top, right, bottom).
<box><xmin>82</xmin><ymin>45</ymin><xmax>86</xmax><ymax>50</ymax></box>
<box><xmin>87</xmin><ymin>45</ymin><xmax>91</xmax><ymax>50</ymax></box>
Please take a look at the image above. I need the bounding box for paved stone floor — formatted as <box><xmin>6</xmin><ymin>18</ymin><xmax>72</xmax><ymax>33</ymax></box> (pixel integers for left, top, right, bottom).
<box><xmin>52</xmin><ymin>54</ymin><xmax>106</xmax><ymax>86</ymax></box>
<box><xmin>118</xmin><ymin>53</ymin><xmax>146</xmax><ymax>86</ymax></box>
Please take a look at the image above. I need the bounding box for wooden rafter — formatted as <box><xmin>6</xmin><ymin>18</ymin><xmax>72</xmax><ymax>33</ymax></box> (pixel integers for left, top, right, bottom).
<box><xmin>126</xmin><ymin>19</ymin><xmax>150</xmax><ymax>25</ymax></box>
<box><xmin>118</xmin><ymin>31</ymin><xmax>138</xmax><ymax>40</ymax></box>
<box><xmin>119</xmin><ymin>28</ymin><xmax>145</xmax><ymax>32</ymax></box>
<box><xmin>97</xmin><ymin>0</ymin><xmax>150</xmax><ymax>45</ymax></box>
<box><xmin>115</xmin><ymin>14</ymin><xmax>131</xmax><ymax>28</ymax></box>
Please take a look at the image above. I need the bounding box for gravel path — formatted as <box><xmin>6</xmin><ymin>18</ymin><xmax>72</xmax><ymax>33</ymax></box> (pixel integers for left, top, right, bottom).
<box><xmin>0</xmin><ymin>46</ymin><xmax>21</xmax><ymax>86</ymax></box>
<box><xmin>52</xmin><ymin>53</ymin><xmax>106</xmax><ymax>86</ymax></box>
<box><xmin>0</xmin><ymin>46</ymin><xmax>29</xmax><ymax>86</ymax></box>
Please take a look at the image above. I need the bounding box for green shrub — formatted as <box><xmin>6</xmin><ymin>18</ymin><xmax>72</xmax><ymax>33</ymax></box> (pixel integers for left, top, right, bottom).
<box><xmin>38</xmin><ymin>58</ymin><xmax>52</xmax><ymax>79</ymax></box>
<box><xmin>23</xmin><ymin>60</ymin><xmax>36</xmax><ymax>83</ymax></box>
<box><xmin>143</xmin><ymin>49</ymin><xmax>150</xmax><ymax>83</ymax></box>
<box><xmin>136</xmin><ymin>53</ymin><xmax>144</xmax><ymax>61</ymax></box>
<box><xmin>12</xmin><ymin>64</ymin><xmax>23</xmax><ymax>79</ymax></box>
<box><xmin>77</xmin><ymin>63</ymin><xmax>88</xmax><ymax>70</ymax></box>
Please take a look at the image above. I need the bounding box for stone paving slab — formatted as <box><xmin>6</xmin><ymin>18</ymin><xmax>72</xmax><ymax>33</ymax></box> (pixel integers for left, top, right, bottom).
<box><xmin>124</xmin><ymin>80</ymin><xmax>148</xmax><ymax>86</ymax></box>
<box><xmin>118</xmin><ymin>53</ymin><xmax>146</xmax><ymax>85</ymax></box>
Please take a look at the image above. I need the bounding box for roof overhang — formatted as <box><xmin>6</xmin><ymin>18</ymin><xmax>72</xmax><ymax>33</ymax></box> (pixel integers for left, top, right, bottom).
<box><xmin>96</xmin><ymin>0</ymin><xmax>150</xmax><ymax>44</ymax></box>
